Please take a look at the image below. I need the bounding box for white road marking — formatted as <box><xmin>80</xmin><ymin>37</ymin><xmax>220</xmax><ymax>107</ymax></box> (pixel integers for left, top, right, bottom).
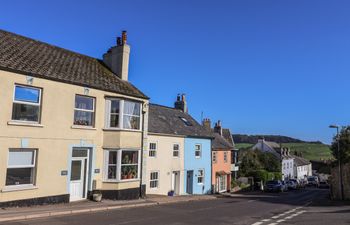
<box><xmin>251</xmin><ymin>222</ymin><xmax>263</xmax><ymax>225</ymax></box>
<box><xmin>251</xmin><ymin>207</ymin><xmax>308</xmax><ymax>225</ymax></box>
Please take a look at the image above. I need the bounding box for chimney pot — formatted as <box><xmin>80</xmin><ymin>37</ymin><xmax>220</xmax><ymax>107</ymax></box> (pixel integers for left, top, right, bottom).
<box><xmin>122</xmin><ymin>31</ymin><xmax>127</xmax><ymax>44</ymax></box>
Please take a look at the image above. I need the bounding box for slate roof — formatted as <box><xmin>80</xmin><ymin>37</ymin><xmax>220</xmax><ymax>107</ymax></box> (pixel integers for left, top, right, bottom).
<box><xmin>293</xmin><ymin>156</ymin><xmax>311</xmax><ymax>166</ymax></box>
<box><xmin>222</xmin><ymin>128</ymin><xmax>235</xmax><ymax>147</ymax></box>
<box><xmin>148</xmin><ymin>104</ymin><xmax>213</xmax><ymax>138</ymax></box>
<box><xmin>212</xmin><ymin>132</ymin><xmax>233</xmax><ymax>150</ymax></box>
<box><xmin>0</xmin><ymin>29</ymin><xmax>148</xmax><ymax>99</ymax></box>
<box><xmin>264</xmin><ymin>141</ymin><xmax>281</xmax><ymax>149</ymax></box>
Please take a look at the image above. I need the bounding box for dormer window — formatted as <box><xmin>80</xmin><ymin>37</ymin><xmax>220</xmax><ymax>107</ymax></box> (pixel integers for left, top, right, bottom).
<box><xmin>179</xmin><ymin>117</ymin><xmax>192</xmax><ymax>126</ymax></box>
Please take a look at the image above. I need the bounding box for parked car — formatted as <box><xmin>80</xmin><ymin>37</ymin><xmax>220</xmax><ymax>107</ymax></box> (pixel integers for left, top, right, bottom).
<box><xmin>281</xmin><ymin>181</ymin><xmax>289</xmax><ymax>191</ymax></box>
<box><xmin>265</xmin><ymin>180</ymin><xmax>284</xmax><ymax>192</ymax></box>
<box><xmin>319</xmin><ymin>181</ymin><xmax>330</xmax><ymax>189</ymax></box>
<box><xmin>307</xmin><ymin>176</ymin><xmax>319</xmax><ymax>187</ymax></box>
<box><xmin>286</xmin><ymin>180</ymin><xmax>297</xmax><ymax>190</ymax></box>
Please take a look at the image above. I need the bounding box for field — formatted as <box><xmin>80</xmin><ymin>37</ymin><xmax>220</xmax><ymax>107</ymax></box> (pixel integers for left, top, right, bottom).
<box><xmin>235</xmin><ymin>142</ymin><xmax>333</xmax><ymax>161</ymax></box>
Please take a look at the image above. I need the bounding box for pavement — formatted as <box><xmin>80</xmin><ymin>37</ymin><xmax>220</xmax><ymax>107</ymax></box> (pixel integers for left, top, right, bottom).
<box><xmin>0</xmin><ymin>194</ymin><xmax>216</xmax><ymax>223</ymax></box>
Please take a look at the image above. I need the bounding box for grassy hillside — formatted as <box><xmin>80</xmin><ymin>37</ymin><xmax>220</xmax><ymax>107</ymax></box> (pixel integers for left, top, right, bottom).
<box><xmin>235</xmin><ymin>142</ymin><xmax>333</xmax><ymax>161</ymax></box>
<box><xmin>282</xmin><ymin>143</ymin><xmax>333</xmax><ymax>161</ymax></box>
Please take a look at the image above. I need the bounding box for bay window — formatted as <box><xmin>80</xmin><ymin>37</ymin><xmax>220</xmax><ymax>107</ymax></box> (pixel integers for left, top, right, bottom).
<box><xmin>12</xmin><ymin>85</ymin><xmax>42</xmax><ymax>123</ymax></box>
<box><xmin>104</xmin><ymin>149</ymin><xmax>140</xmax><ymax>182</ymax></box>
<box><xmin>74</xmin><ymin>95</ymin><xmax>95</xmax><ymax>126</ymax></box>
<box><xmin>6</xmin><ymin>149</ymin><xmax>37</xmax><ymax>186</ymax></box>
<box><xmin>105</xmin><ymin>98</ymin><xmax>141</xmax><ymax>130</ymax></box>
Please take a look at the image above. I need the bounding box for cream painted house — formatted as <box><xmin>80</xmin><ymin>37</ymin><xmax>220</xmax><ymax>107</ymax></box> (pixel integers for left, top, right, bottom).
<box><xmin>0</xmin><ymin>29</ymin><xmax>149</xmax><ymax>207</ymax></box>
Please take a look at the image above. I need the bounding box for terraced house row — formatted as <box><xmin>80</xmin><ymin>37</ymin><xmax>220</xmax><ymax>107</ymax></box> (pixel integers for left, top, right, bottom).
<box><xmin>0</xmin><ymin>29</ymin><xmax>237</xmax><ymax>207</ymax></box>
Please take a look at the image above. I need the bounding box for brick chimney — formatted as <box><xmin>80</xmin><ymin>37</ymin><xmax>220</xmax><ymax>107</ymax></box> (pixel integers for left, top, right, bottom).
<box><xmin>103</xmin><ymin>31</ymin><xmax>130</xmax><ymax>81</ymax></box>
<box><xmin>202</xmin><ymin>118</ymin><xmax>211</xmax><ymax>131</ymax></box>
<box><xmin>174</xmin><ymin>94</ymin><xmax>188</xmax><ymax>113</ymax></box>
<box><xmin>214</xmin><ymin>120</ymin><xmax>223</xmax><ymax>136</ymax></box>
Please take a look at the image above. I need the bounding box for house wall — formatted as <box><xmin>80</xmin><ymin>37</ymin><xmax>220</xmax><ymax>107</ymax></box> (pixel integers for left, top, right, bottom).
<box><xmin>282</xmin><ymin>158</ymin><xmax>294</xmax><ymax>180</ymax></box>
<box><xmin>184</xmin><ymin>138</ymin><xmax>211</xmax><ymax>195</ymax></box>
<box><xmin>294</xmin><ymin>164</ymin><xmax>312</xmax><ymax>180</ymax></box>
<box><xmin>212</xmin><ymin>150</ymin><xmax>231</xmax><ymax>192</ymax></box>
<box><xmin>0</xmin><ymin>70</ymin><xmax>148</xmax><ymax>205</ymax></box>
<box><xmin>145</xmin><ymin>135</ymin><xmax>185</xmax><ymax>195</ymax></box>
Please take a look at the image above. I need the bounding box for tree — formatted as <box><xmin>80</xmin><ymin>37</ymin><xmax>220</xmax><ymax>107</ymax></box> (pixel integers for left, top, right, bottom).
<box><xmin>330</xmin><ymin>126</ymin><xmax>350</xmax><ymax>164</ymax></box>
<box><xmin>257</xmin><ymin>152</ymin><xmax>281</xmax><ymax>172</ymax></box>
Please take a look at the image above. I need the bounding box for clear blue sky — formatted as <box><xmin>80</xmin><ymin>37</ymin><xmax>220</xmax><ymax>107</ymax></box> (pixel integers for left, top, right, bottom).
<box><xmin>2</xmin><ymin>0</ymin><xmax>349</xmax><ymax>144</ymax></box>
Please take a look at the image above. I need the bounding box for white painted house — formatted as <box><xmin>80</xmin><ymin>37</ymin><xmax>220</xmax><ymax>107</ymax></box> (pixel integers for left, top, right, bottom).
<box><xmin>293</xmin><ymin>156</ymin><xmax>312</xmax><ymax>180</ymax></box>
<box><xmin>252</xmin><ymin>139</ymin><xmax>294</xmax><ymax>180</ymax></box>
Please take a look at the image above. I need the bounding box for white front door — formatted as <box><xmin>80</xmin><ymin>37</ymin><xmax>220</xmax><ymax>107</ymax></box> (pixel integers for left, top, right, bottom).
<box><xmin>171</xmin><ymin>171</ymin><xmax>180</xmax><ymax>195</ymax></box>
<box><xmin>69</xmin><ymin>148</ymin><xmax>89</xmax><ymax>202</ymax></box>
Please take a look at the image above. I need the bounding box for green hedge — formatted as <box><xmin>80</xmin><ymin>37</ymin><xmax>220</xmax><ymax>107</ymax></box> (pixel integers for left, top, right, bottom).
<box><xmin>247</xmin><ymin>170</ymin><xmax>282</xmax><ymax>184</ymax></box>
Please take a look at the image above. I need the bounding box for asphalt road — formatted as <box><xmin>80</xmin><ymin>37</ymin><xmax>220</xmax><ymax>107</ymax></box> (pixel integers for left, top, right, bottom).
<box><xmin>3</xmin><ymin>188</ymin><xmax>350</xmax><ymax>225</ymax></box>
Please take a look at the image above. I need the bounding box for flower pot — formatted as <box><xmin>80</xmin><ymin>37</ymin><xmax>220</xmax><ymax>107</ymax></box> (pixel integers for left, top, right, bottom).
<box><xmin>92</xmin><ymin>193</ymin><xmax>102</xmax><ymax>202</ymax></box>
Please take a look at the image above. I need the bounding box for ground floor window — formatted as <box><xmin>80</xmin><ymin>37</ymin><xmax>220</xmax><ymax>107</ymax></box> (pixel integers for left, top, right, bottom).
<box><xmin>197</xmin><ymin>169</ymin><xmax>204</xmax><ymax>184</ymax></box>
<box><xmin>104</xmin><ymin>149</ymin><xmax>140</xmax><ymax>182</ymax></box>
<box><xmin>6</xmin><ymin>149</ymin><xmax>37</xmax><ymax>186</ymax></box>
<box><xmin>150</xmin><ymin>171</ymin><xmax>159</xmax><ymax>189</ymax></box>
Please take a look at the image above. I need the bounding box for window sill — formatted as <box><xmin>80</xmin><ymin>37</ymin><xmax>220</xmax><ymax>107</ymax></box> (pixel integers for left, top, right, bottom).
<box><xmin>102</xmin><ymin>179</ymin><xmax>140</xmax><ymax>183</ymax></box>
<box><xmin>71</xmin><ymin>125</ymin><xmax>96</xmax><ymax>130</ymax></box>
<box><xmin>7</xmin><ymin>121</ymin><xmax>44</xmax><ymax>127</ymax></box>
<box><xmin>102</xmin><ymin>128</ymin><xmax>142</xmax><ymax>133</ymax></box>
<box><xmin>1</xmin><ymin>185</ymin><xmax>38</xmax><ymax>192</ymax></box>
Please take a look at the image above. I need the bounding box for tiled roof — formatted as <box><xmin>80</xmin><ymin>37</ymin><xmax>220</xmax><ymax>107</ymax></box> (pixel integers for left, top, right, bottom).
<box><xmin>0</xmin><ymin>29</ymin><xmax>148</xmax><ymax>99</ymax></box>
<box><xmin>148</xmin><ymin>104</ymin><xmax>213</xmax><ymax>138</ymax></box>
<box><xmin>212</xmin><ymin>132</ymin><xmax>233</xmax><ymax>150</ymax></box>
<box><xmin>222</xmin><ymin>128</ymin><xmax>235</xmax><ymax>147</ymax></box>
<box><xmin>293</xmin><ymin>156</ymin><xmax>311</xmax><ymax>166</ymax></box>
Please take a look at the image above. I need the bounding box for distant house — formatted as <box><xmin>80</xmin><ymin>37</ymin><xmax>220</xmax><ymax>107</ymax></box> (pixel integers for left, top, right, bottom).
<box><xmin>252</xmin><ymin>139</ymin><xmax>312</xmax><ymax>181</ymax></box>
<box><xmin>293</xmin><ymin>156</ymin><xmax>312</xmax><ymax>180</ymax></box>
<box><xmin>252</xmin><ymin>139</ymin><xmax>294</xmax><ymax>180</ymax></box>
<box><xmin>146</xmin><ymin>95</ymin><xmax>212</xmax><ymax>195</ymax></box>
<box><xmin>203</xmin><ymin>119</ymin><xmax>233</xmax><ymax>193</ymax></box>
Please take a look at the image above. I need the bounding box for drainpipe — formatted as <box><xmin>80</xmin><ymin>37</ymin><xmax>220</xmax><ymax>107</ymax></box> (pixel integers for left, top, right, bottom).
<box><xmin>139</xmin><ymin>103</ymin><xmax>147</xmax><ymax>198</ymax></box>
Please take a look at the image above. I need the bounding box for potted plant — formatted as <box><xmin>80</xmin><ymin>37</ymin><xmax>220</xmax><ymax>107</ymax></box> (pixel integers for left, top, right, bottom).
<box><xmin>92</xmin><ymin>190</ymin><xmax>102</xmax><ymax>202</ymax></box>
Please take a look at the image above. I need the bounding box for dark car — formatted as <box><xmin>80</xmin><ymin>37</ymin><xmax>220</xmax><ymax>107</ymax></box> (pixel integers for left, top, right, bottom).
<box><xmin>319</xmin><ymin>181</ymin><xmax>330</xmax><ymax>189</ymax></box>
<box><xmin>264</xmin><ymin>180</ymin><xmax>284</xmax><ymax>192</ymax></box>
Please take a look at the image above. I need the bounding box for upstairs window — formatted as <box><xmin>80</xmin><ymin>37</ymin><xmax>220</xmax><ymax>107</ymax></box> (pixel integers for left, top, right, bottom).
<box><xmin>195</xmin><ymin>144</ymin><xmax>201</xmax><ymax>158</ymax></box>
<box><xmin>123</xmin><ymin>101</ymin><xmax>141</xmax><ymax>130</ymax></box>
<box><xmin>173</xmin><ymin>144</ymin><xmax>179</xmax><ymax>157</ymax></box>
<box><xmin>149</xmin><ymin>142</ymin><xmax>157</xmax><ymax>157</ymax></box>
<box><xmin>212</xmin><ymin>152</ymin><xmax>217</xmax><ymax>163</ymax></box>
<box><xmin>12</xmin><ymin>85</ymin><xmax>42</xmax><ymax>123</ymax></box>
<box><xmin>74</xmin><ymin>95</ymin><xmax>95</xmax><ymax>126</ymax></box>
<box><xmin>105</xmin><ymin>99</ymin><xmax>141</xmax><ymax>130</ymax></box>
<box><xmin>224</xmin><ymin>152</ymin><xmax>228</xmax><ymax>163</ymax></box>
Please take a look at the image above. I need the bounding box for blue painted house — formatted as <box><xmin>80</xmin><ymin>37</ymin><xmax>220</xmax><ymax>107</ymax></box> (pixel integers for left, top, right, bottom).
<box><xmin>174</xmin><ymin>94</ymin><xmax>213</xmax><ymax>195</ymax></box>
<box><xmin>184</xmin><ymin>137</ymin><xmax>212</xmax><ymax>194</ymax></box>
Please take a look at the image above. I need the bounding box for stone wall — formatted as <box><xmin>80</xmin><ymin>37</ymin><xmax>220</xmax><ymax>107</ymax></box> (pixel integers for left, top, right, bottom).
<box><xmin>330</xmin><ymin>163</ymin><xmax>350</xmax><ymax>200</ymax></box>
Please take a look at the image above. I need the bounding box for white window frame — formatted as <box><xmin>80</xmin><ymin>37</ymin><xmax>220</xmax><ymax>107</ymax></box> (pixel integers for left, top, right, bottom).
<box><xmin>103</xmin><ymin>149</ymin><xmax>141</xmax><ymax>182</ymax></box>
<box><xmin>105</xmin><ymin>98</ymin><xmax>142</xmax><ymax>131</ymax></box>
<box><xmin>224</xmin><ymin>151</ymin><xmax>228</xmax><ymax>163</ymax></box>
<box><xmin>74</xmin><ymin>95</ymin><xmax>95</xmax><ymax>127</ymax></box>
<box><xmin>6</xmin><ymin>149</ymin><xmax>37</xmax><ymax>187</ymax></box>
<box><xmin>149</xmin><ymin>171</ymin><xmax>159</xmax><ymax>189</ymax></box>
<box><xmin>197</xmin><ymin>169</ymin><xmax>204</xmax><ymax>185</ymax></box>
<box><xmin>212</xmin><ymin>151</ymin><xmax>217</xmax><ymax>163</ymax></box>
<box><xmin>195</xmin><ymin>144</ymin><xmax>202</xmax><ymax>158</ymax></box>
<box><xmin>149</xmin><ymin>142</ymin><xmax>157</xmax><ymax>158</ymax></box>
<box><xmin>12</xmin><ymin>84</ymin><xmax>42</xmax><ymax>123</ymax></box>
<box><xmin>173</xmin><ymin>143</ymin><xmax>180</xmax><ymax>158</ymax></box>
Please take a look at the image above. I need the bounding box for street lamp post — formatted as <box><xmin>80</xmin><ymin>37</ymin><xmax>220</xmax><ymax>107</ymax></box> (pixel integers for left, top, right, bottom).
<box><xmin>329</xmin><ymin>125</ymin><xmax>344</xmax><ymax>200</ymax></box>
